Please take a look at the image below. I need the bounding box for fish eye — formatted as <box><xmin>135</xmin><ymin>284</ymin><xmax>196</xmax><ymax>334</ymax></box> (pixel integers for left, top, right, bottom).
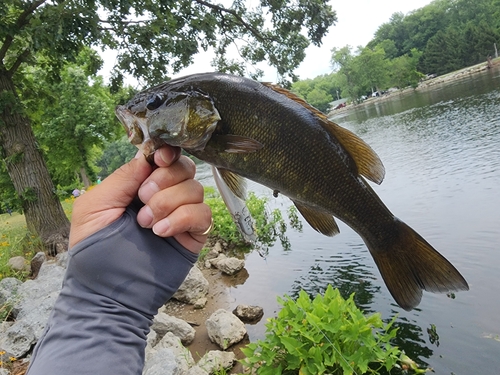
<box><xmin>146</xmin><ymin>94</ymin><xmax>164</xmax><ymax>110</ymax></box>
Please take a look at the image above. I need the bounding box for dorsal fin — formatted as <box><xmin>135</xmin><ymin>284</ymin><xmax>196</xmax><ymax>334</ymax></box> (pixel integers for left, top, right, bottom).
<box><xmin>262</xmin><ymin>83</ymin><xmax>385</xmax><ymax>185</ymax></box>
<box><xmin>321</xmin><ymin>120</ymin><xmax>385</xmax><ymax>184</ymax></box>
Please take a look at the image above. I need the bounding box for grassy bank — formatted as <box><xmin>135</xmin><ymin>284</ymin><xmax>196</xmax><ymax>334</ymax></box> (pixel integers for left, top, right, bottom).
<box><xmin>0</xmin><ymin>198</ymin><xmax>74</xmax><ymax>280</ymax></box>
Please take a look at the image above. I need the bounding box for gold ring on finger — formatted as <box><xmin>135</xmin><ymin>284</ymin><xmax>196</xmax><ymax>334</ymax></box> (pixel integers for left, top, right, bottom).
<box><xmin>200</xmin><ymin>218</ymin><xmax>214</xmax><ymax>236</ymax></box>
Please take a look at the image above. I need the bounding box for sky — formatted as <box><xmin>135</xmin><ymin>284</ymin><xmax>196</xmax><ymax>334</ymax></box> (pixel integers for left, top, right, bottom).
<box><xmin>101</xmin><ymin>0</ymin><xmax>435</xmax><ymax>84</ymax></box>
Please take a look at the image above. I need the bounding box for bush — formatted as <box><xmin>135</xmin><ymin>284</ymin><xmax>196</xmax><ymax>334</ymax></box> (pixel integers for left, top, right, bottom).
<box><xmin>241</xmin><ymin>285</ymin><xmax>425</xmax><ymax>375</ymax></box>
<box><xmin>204</xmin><ymin>187</ymin><xmax>295</xmax><ymax>251</ymax></box>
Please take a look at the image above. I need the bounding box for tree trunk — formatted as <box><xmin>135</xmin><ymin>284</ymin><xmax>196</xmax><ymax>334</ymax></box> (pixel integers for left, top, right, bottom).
<box><xmin>79</xmin><ymin>167</ymin><xmax>91</xmax><ymax>189</ymax></box>
<box><xmin>0</xmin><ymin>70</ymin><xmax>70</xmax><ymax>249</ymax></box>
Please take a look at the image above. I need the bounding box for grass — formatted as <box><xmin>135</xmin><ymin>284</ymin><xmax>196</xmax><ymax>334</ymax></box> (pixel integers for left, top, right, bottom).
<box><xmin>0</xmin><ymin>212</ymin><xmax>35</xmax><ymax>280</ymax></box>
<box><xmin>0</xmin><ymin>197</ymin><xmax>75</xmax><ymax>281</ymax></box>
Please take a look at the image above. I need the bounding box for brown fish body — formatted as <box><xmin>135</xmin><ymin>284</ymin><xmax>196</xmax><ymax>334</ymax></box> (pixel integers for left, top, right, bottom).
<box><xmin>117</xmin><ymin>72</ymin><xmax>468</xmax><ymax>310</ymax></box>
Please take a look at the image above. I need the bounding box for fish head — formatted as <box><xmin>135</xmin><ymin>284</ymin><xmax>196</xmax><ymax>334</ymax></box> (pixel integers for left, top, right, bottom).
<box><xmin>115</xmin><ymin>89</ymin><xmax>221</xmax><ymax>155</ymax></box>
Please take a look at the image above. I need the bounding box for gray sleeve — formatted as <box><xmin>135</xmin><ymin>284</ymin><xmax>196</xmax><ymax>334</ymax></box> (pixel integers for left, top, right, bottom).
<box><xmin>27</xmin><ymin>203</ymin><xmax>198</xmax><ymax>375</ymax></box>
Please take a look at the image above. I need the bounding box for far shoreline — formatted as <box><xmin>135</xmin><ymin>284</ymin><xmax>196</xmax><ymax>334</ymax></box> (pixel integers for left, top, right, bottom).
<box><xmin>328</xmin><ymin>57</ymin><xmax>500</xmax><ymax>117</ymax></box>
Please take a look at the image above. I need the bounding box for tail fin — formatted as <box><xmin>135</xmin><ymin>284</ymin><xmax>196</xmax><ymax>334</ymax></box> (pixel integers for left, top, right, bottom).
<box><xmin>369</xmin><ymin>219</ymin><xmax>469</xmax><ymax>311</ymax></box>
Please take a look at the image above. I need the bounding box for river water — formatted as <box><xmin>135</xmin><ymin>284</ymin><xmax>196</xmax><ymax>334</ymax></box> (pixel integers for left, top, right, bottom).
<box><xmin>196</xmin><ymin>66</ymin><xmax>500</xmax><ymax>374</ymax></box>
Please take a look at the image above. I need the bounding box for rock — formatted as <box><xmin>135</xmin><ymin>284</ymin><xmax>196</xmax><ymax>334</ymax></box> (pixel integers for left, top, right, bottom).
<box><xmin>173</xmin><ymin>266</ymin><xmax>209</xmax><ymax>304</ymax></box>
<box><xmin>7</xmin><ymin>256</ymin><xmax>30</xmax><ymax>273</ymax></box>
<box><xmin>0</xmin><ymin>277</ymin><xmax>22</xmax><ymax>306</ymax></box>
<box><xmin>0</xmin><ymin>321</ymin><xmax>13</xmax><ymax>335</ymax></box>
<box><xmin>232</xmin><ymin>305</ymin><xmax>264</xmax><ymax>323</ymax></box>
<box><xmin>145</xmin><ymin>329</ymin><xmax>158</xmax><ymax>351</ymax></box>
<box><xmin>151</xmin><ymin>312</ymin><xmax>196</xmax><ymax>345</ymax></box>
<box><xmin>143</xmin><ymin>348</ymin><xmax>186</xmax><ymax>375</ymax></box>
<box><xmin>12</xmin><ymin>262</ymin><xmax>65</xmax><ymax>318</ymax></box>
<box><xmin>208</xmin><ymin>253</ymin><xmax>225</xmax><ymax>268</ymax></box>
<box><xmin>203</xmin><ymin>243</ymin><xmax>223</xmax><ymax>267</ymax></box>
<box><xmin>0</xmin><ymin>260</ymin><xmax>66</xmax><ymax>358</ymax></box>
<box><xmin>196</xmin><ymin>350</ymin><xmax>236</xmax><ymax>374</ymax></box>
<box><xmin>213</xmin><ymin>255</ymin><xmax>245</xmax><ymax>276</ymax></box>
<box><xmin>30</xmin><ymin>252</ymin><xmax>46</xmax><ymax>279</ymax></box>
<box><xmin>0</xmin><ymin>319</ymin><xmax>37</xmax><ymax>358</ymax></box>
<box><xmin>203</xmin><ymin>246</ymin><xmax>223</xmax><ymax>269</ymax></box>
<box><xmin>186</xmin><ymin>366</ymin><xmax>209</xmax><ymax>375</ymax></box>
<box><xmin>153</xmin><ymin>332</ymin><xmax>194</xmax><ymax>367</ymax></box>
<box><xmin>205</xmin><ymin>309</ymin><xmax>247</xmax><ymax>350</ymax></box>
<box><xmin>56</xmin><ymin>251</ymin><xmax>69</xmax><ymax>268</ymax></box>
<box><xmin>193</xmin><ymin>297</ymin><xmax>207</xmax><ymax>310</ymax></box>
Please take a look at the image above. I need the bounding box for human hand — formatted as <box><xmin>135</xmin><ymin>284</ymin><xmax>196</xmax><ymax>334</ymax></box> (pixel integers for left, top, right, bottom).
<box><xmin>69</xmin><ymin>145</ymin><xmax>212</xmax><ymax>253</ymax></box>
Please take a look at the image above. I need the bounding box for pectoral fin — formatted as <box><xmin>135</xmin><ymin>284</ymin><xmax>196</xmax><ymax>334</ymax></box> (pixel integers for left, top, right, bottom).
<box><xmin>293</xmin><ymin>201</ymin><xmax>340</xmax><ymax>237</ymax></box>
<box><xmin>212</xmin><ymin>134</ymin><xmax>263</xmax><ymax>153</ymax></box>
<box><xmin>217</xmin><ymin>168</ymin><xmax>247</xmax><ymax>200</ymax></box>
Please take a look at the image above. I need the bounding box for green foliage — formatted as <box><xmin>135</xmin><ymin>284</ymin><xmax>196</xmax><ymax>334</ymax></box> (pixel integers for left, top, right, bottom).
<box><xmin>291</xmin><ymin>74</ymin><xmax>341</xmax><ymax>113</ymax></box>
<box><xmin>204</xmin><ymin>187</ymin><xmax>296</xmax><ymax>251</ymax></box>
<box><xmin>241</xmin><ymin>285</ymin><xmax>410</xmax><ymax>375</ymax></box>
<box><xmin>0</xmin><ymin>160</ymin><xmax>20</xmax><ymax>212</ymax></box>
<box><xmin>1</xmin><ymin>0</ymin><xmax>337</xmax><ymax>86</ymax></box>
<box><xmin>21</xmin><ymin>49</ymin><xmax>120</xmax><ymax>188</ymax></box>
<box><xmin>389</xmin><ymin>49</ymin><xmax>424</xmax><ymax>88</ymax></box>
<box><xmin>368</xmin><ymin>0</ymin><xmax>500</xmax><ymax>76</ymax></box>
<box><xmin>353</xmin><ymin>45</ymin><xmax>390</xmax><ymax>93</ymax></box>
<box><xmin>96</xmin><ymin>136</ymin><xmax>137</xmax><ymax>179</ymax></box>
<box><xmin>330</xmin><ymin>46</ymin><xmax>361</xmax><ymax>101</ymax></box>
<box><xmin>0</xmin><ymin>213</ymin><xmax>40</xmax><ymax>280</ymax></box>
<box><xmin>0</xmin><ymin>200</ymin><xmax>73</xmax><ymax>282</ymax></box>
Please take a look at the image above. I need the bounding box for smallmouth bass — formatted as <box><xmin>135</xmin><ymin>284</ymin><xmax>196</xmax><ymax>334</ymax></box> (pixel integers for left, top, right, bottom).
<box><xmin>116</xmin><ymin>72</ymin><xmax>468</xmax><ymax>311</ymax></box>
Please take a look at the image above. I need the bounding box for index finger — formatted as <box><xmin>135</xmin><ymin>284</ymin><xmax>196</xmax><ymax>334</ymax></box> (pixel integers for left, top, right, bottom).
<box><xmin>152</xmin><ymin>146</ymin><xmax>182</xmax><ymax>167</ymax></box>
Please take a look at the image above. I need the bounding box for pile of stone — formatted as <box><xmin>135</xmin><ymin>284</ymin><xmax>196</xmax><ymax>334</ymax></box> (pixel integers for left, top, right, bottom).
<box><xmin>0</xmin><ymin>247</ymin><xmax>263</xmax><ymax>375</ymax></box>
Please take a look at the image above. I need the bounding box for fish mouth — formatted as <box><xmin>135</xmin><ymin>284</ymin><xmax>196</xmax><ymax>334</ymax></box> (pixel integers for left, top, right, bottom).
<box><xmin>115</xmin><ymin>105</ymin><xmax>156</xmax><ymax>156</ymax></box>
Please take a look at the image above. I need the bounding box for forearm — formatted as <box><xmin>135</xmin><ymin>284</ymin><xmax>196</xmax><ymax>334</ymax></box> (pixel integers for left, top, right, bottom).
<box><xmin>27</xmin><ymin>205</ymin><xmax>198</xmax><ymax>375</ymax></box>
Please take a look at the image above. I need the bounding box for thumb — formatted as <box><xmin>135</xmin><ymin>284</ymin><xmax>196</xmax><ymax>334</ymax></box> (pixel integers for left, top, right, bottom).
<box><xmin>69</xmin><ymin>153</ymin><xmax>153</xmax><ymax>248</ymax></box>
<box><xmin>94</xmin><ymin>153</ymin><xmax>153</xmax><ymax>210</ymax></box>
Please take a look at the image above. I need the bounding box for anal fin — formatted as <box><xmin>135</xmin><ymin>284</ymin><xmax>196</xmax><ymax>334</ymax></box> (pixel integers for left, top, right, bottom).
<box><xmin>217</xmin><ymin>168</ymin><xmax>247</xmax><ymax>200</ymax></box>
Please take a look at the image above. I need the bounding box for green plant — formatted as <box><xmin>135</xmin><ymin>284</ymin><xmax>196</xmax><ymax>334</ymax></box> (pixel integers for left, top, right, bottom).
<box><xmin>241</xmin><ymin>285</ymin><xmax>425</xmax><ymax>375</ymax></box>
<box><xmin>204</xmin><ymin>187</ymin><xmax>295</xmax><ymax>250</ymax></box>
<box><xmin>0</xmin><ymin>301</ymin><xmax>15</xmax><ymax>322</ymax></box>
<box><xmin>0</xmin><ymin>197</ymin><xmax>74</xmax><ymax>282</ymax></box>
<box><xmin>196</xmin><ymin>247</ymin><xmax>211</xmax><ymax>264</ymax></box>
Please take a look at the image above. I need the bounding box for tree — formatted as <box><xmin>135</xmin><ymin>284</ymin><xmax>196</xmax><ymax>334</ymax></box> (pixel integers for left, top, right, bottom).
<box><xmin>418</xmin><ymin>28</ymin><xmax>465</xmax><ymax>75</ymax></box>
<box><xmin>305</xmin><ymin>87</ymin><xmax>332</xmax><ymax>113</ymax></box>
<box><xmin>291</xmin><ymin>73</ymin><xmax>340</xmax><ymax>113</ymax></box>
<box><xmin>331</xmin><ymin>46</ymin><xmax>364</xmax><ymax>102</ymax></box>
<box><xmin>96</xmin><ymin>136</ymin><xmax>137</xmax><ymax>179</ymax></box>
<box><xmin>0</xmin><ymin>0</ymin><xmax>337</xmax><ymax>246</ymax></box>
<box><xmin>353</xmin><ymin>46</ymin><xmax>389</xmax><ymax>95</ymax></box>
<box><xmin>389</xmin><ymin>49</ymin><xmax>423</xmax><ymax>88</ymax></box>
<box><xmin>368</xmin><ymin>0</ymin><xmax>500</xmax><ymax>76</ymax></box>
<box><xmin>32</xmin><ymin>61</ymin><xmax>118</xmax><ymax>189</ymax></box>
